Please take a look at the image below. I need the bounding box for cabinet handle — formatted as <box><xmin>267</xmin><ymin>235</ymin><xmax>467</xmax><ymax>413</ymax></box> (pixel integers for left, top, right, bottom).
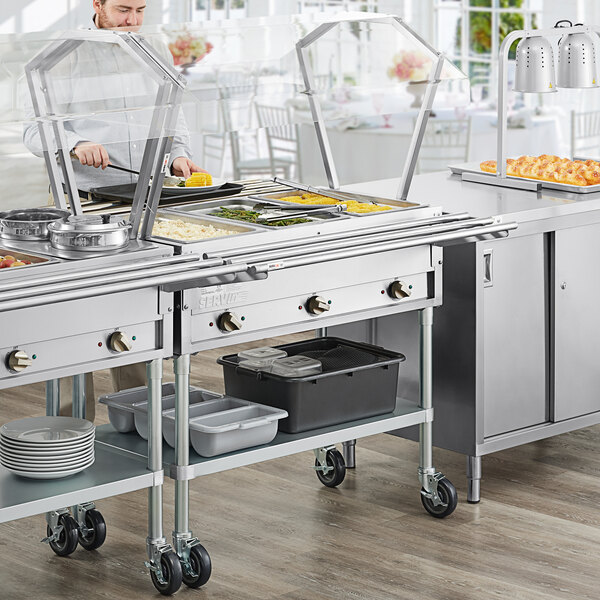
<box><xmin>483</xmin><ymin>249</ymin><xmax>493</xmax><ymax>287</ymax></box>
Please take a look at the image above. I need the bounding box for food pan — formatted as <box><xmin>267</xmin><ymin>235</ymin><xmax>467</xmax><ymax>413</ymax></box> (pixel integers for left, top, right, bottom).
<box><xmin>0</xmin><ymin>247</ymin><xmax>53</xmax><ymax>271</ymax></box>
<box><xmin>250</xmin><ymin>190</ymin><xmax>415</xmax><ymax>216</ymax></box>
<box><xmin>163</xmin><ymin>397</ymin><xmax>287</xmax><ymax>456</ymax></box>
<box><xmin>164</xmin><ymin>198</ymin><xmax>347</xmax><ymax>227</ymax></box>
<box><xmin>150</xmin><ymin>210</ymin><xmax>259</xmax><ymax>244</ymax></box>
<box><xmin>99</xmin><ymin>383</ymin><xmax>204</xmax><ymax>433</ymax></box>
<box><xmin>218</xmin><ymin>337</ymin><xmax>405</xmax><ymax>433</ymax></box>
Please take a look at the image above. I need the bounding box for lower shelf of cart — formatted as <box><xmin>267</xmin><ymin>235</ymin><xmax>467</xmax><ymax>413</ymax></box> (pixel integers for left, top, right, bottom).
<box><xmin>0</xmin><ymin>443</ymin><xmax>155</xmax><ymax>524</ymax></box>
<box><xmin>95</xmin><ymin>397</ymin><xmax>429</xmax><ymax>480</ymax></box>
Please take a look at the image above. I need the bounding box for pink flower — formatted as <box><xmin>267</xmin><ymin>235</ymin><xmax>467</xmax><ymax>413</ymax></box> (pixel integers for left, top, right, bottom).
<box><xmin>395</xmin><ymin>63</ymin><xmax>411</xmax><ymax>80</ymax></box>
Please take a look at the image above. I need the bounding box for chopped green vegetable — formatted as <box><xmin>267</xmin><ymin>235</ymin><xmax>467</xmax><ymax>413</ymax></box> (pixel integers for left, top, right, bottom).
<box><xmin>212</xmin><ymin>207</ymin><xmax>310</xmax><ymax>227</ymax></box>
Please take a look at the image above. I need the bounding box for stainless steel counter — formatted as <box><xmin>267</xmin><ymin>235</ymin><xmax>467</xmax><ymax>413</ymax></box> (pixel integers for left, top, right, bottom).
<box><xmin>345</xmin><ymin>171</ymin><xmax>600</xmax><ymax>225</ymax></box>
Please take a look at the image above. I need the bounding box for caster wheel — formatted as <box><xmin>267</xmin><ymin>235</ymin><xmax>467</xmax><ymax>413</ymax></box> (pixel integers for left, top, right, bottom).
<box><xmin>47</xmin><ymin>514</ymin><xmax>79</xmax><ymax>557</ymax></box>
<box><xmin>421</xmin><ymin>477</ymin><xmax>458</xmax><ymax>519</ymax></box>
<box><xmin>150</xmin><ymin>551</ymin><xmax>183</xmax><ymax>596</ymax></box>
<box><xmin>315</xmin><ymin>448</ymin><xmax>346</xmax><ymax>488</ymax></box>
<box><xmin>78</xmin><ymin>509</ymin><xmax>107</xmax><ymax>551</ymax></box>
<box><xmin>182</xmin><ymin>543</ymin><xmax>212</xmax><ymax>588</ymax></box>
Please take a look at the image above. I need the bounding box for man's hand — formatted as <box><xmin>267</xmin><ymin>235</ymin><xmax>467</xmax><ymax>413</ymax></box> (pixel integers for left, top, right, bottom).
<box><xmin>171</xmin><ymin>157</ymin><xmax>207</xmax><ymax>179</ymax></box>
<box><xmin>73</xmin><ymin>142</ymin><xmax>110</xmax><ymax>169</ymax></box>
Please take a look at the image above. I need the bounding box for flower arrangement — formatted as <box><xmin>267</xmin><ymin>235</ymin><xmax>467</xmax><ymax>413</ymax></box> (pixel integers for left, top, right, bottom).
<box><xmin>387</xmin><ymin>50</ymin><xmax>430</xmax><ymax>82</ymax></box>
<box><xmin>168</xmin><ymin>32</ymin><xmax>213</xmax><ymax>67</ymax></box>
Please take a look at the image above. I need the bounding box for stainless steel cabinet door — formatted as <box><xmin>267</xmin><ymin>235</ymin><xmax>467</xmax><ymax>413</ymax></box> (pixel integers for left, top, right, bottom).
<box><xmin>482</xmin><ymin>234</ymin><xmax>548</xmax><ymax>438</ymax></box>
<box><xmin>553</xmin><ymin>223</ymin><xmax>600</xmax><ymax>421</ymax></box>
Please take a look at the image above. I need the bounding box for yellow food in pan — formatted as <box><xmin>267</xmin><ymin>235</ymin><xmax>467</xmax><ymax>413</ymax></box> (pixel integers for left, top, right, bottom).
<box><xmin>480</xmin><ymin>155</ymin><xmax>600</xmax><ymax>186</ymax></box>
<box><xmin>185</xmin><ymin>172</ymin><xmax>213</xmax><ymax>187</ymax></box>
<box><xmin>277</xmin><ymin>193</ymin><xmax>392</xmax><ymax>213</ymax></box>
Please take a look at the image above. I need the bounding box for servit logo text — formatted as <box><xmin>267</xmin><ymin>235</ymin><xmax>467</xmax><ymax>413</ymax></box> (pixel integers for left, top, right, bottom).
<box><xmin>198</xmin><ymin>288</ymin><xmax>249</xmax><ymax>309</ymax></box>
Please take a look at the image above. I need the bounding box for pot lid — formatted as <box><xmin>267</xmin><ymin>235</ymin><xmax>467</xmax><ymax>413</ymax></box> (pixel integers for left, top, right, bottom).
<box><xmin>0</xmin><ymin>208</ymin><xmax>70</xmax><ymax>223</ymax></box>
<box><xmin>48</xmin><ymin>214</ymin><xmax>131</xmax><ymax>233</ymax></box>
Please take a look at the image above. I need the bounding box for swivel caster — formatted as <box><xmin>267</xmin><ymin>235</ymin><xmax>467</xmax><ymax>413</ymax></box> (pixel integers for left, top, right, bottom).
<box><xmin>420</xmin><ymin>477</ymin><xmax>458</xmax><ymax>519</ymax></box>
<box><xmin>77</xmin><ymin>508</ymin><xmax>107</xmax><ymax>551</ymax></box>
<box><xmin>46</xmin><ymin>514</ymin><xmax>79</xmax><ymax>557</ymax></box>
<box><xmin>314</xmin><ymin>447</ymin><xmax>346</xmax><ymax>488</ymax></box>
<box><xmin>150</xmin><ymin>550</ymin><xmax>183</xmax><ymax>596</ymax></box>
<box><xmin>181</xmin><ymin>543</ymin><xmax>212</xmax><ymax>588</ymax></box>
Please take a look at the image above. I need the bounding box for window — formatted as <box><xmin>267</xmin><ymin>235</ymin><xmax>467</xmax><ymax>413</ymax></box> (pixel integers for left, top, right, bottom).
<box><xmin>297</xmin><ymin>1</ymin><xmax>379</xmax><ymax>12</ymax></box>
<box><xmin>433</xmin><ymin>0</ymin><xmax>543</xmax><ymax>99</ymax></box>
<box><xmin>193</xmin><ymin>0</ymin><xmax>248</xmax><ymax>21</ymax></box>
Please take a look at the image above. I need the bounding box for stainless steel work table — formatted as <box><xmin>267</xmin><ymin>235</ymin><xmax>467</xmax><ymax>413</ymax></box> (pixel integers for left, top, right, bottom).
<box><xmin>338</xmin><ymin>171</ymin><xmax>600</xmax><ymax>503</ymax></box>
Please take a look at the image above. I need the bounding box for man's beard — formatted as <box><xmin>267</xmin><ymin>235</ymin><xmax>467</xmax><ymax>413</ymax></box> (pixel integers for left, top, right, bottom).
<box><xmin>95</xmin><ymin>8</ymin><xmax>141</xmax><ymax>31</ymax></box>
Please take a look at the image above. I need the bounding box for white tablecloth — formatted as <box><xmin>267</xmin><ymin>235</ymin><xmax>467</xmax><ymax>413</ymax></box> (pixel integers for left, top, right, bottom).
<box><xmin>297</xmin><ymin>107</ymin><xmax>566</xmax><ymax>186</ymax></box>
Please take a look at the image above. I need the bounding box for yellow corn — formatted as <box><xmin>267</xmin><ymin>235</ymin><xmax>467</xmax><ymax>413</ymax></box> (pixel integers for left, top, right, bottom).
<box><xmin>185</xmin><ymin>172</ymin><xmax>213</xmax><ymax>187</ymax></box>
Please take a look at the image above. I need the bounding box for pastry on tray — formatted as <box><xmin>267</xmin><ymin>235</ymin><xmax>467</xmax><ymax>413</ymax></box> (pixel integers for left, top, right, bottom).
<box><xmin>480</xmin><ymin>155</ymin><xmax>600</xmax><ymax>186</ymax></box>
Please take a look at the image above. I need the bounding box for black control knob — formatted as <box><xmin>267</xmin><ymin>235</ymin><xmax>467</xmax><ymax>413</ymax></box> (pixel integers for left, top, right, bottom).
<box><xmin>388</xmin><ymin>280</ymin><xmax>411</xmax><ymax>300</ymax></box>
<box><xmin>306</xmin><ymin>295</ymin><xmax>330</xmax><ymax>315</ymax></box>
<box><xmin>218</xmin><ymin>311</ymin><xmax>242</xmax><ymax>332</ymax></box>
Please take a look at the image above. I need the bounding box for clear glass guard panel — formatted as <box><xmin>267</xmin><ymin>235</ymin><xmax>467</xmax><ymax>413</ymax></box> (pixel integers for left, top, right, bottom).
<box><xmin>0</xmin><ymin>12</ymin><xmax>469</xmax><ymax>209</ymax></box>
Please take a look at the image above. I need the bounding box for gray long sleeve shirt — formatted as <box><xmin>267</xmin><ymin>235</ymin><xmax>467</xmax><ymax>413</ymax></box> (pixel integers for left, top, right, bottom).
<box><xmin>23</xmin><ymin>21</ymin><xmax>191</xmax><ymax>192</ymax></box>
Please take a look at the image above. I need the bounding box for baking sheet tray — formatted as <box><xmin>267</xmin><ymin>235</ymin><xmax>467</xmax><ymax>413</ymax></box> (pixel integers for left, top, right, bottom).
<box><xmin>449</xmin><ymin>162</ymin><xmax>600</xmax><ymax>194</ymax></box>
<box><xmin>89</xmin><ymin>182</ymin><xmax>244</xmax><ymax>204</ymax></box>
<box><xmin>249</xmin><ymin>190</ymin><xmax>417</xmax><ymax>216</ymax></box>
<box><xmin>164</xmin><ymin>198</ymin><xmax>348</xmax><ymax>228</ymax></box>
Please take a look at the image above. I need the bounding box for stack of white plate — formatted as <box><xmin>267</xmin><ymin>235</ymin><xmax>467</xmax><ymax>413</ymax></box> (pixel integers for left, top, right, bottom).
<box><xmin>0</xmin><ymin>416</ymin><xmax>95</xmax><ymax>479</ymax></box>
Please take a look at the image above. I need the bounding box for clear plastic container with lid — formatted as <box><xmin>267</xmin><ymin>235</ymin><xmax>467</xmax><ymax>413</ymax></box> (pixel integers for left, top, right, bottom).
<box><xmin>237</xmin><ymin>347</ymin><xmax>288</xmax><ymax>371</ymax></box>
<box><xmin>270</xmin><ymin>355</ymin><xmax>322</xmax><ymax>378</ymax></box>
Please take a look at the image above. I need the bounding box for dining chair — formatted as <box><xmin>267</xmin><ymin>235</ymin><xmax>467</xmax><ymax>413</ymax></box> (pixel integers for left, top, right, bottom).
<box><xmin>415</xmin><ymin>117</ymin><xmax>472</xmax><ymax>174</ymax></box>
<box><xmin>209</xmin><ymin>82</ymin><xmax>295</xmax><ymax>180</ymax></box>
<box><xmin>571</xmin><ymin>109</ymin><xmax>600</xmax><ymax>160</ymax></box>
<box><xmin>255</xmin><ymin>103</ymin><xmax>301</xmax><ymax>180</ymax></box>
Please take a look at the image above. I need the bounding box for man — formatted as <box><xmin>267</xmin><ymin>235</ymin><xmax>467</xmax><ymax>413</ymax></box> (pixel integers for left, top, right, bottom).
<box><xmin>72</xmin><ymin>0</ymin><xmax>204</xmax><ymax>180</ymax></box>
<box><xmin>23</xmin><ymin>0</ymin><xmax>205</xmax><ymax>418</ymax></box>
<box><xmin>25</xmin><ymin>0</ymin><xmax>205</xmax><ymax>192</ymax></box>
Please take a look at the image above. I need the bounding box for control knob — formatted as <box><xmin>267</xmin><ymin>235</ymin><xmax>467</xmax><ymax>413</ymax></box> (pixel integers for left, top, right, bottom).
<box><xmin>7</xmin><ymin>350</ymin><xmax>32</xmax><ymax>373</ymax></box>
<box><xmin>109</xmin><ymin>331</ymin><xmax>133</xmax><ymax>353</ymax></box>
<box><xmin>306</xmin><ymin>295</ymin><xmax>330</xmax><ymax>315</ymax></box>
<box><xmin>388</xmin><ymin>280</ymin><xmax>411</xmax><ymax>300</ymax></box>
<box><xmin>218</xmin><ymin>311</ymin><xmax>242</xmax><ymax>332</ymax></box>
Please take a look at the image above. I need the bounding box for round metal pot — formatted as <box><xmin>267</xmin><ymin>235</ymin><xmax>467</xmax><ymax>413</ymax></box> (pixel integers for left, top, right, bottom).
<box><xmin>47</xmin><ymin>214</ymin><xmax>132</xmax><ymax>252</ymax></box>
<box><xmin>0</xmin><ymin>208</ymin><xmax>70</xmax><ymax>241</ymax></box>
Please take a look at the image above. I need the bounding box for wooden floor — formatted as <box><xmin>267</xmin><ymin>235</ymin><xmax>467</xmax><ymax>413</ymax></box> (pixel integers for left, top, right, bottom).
<box><xmin>1</xmin><ymin>334</ymin><xmax>599</xmax><ymax>600</ymax></box>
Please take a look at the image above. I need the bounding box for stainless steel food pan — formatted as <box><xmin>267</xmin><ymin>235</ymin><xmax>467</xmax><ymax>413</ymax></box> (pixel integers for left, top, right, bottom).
<box><xmin>150</xmin><ymin>211</ymin><xmax>260</xmax><ymax>244</ymax></box>
<box><xmin>165</xmin><ymin>198</ymin><xmax>347</xmax><ymax>227</ymax></box>
<box><xmin>248</xmin><ymin>190</ymin><xmax>413</xmax><ymax>217</ymax></box>
<box><xmin>0</xmin><ymin>246</ymin><xmax>54</xmax><ymax>270</ymax></box>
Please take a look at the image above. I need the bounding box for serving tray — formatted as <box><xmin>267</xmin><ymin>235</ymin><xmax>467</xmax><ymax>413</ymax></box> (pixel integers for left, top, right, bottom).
<box><xmin>89</xmin><ymin>182</ymin><xmax>244</xmax><ymax>204</ymax></box>
<box><xmin>449</xmin><ymin>162</ymin><xmax>600</xmax><ymax>194</ymax></box>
